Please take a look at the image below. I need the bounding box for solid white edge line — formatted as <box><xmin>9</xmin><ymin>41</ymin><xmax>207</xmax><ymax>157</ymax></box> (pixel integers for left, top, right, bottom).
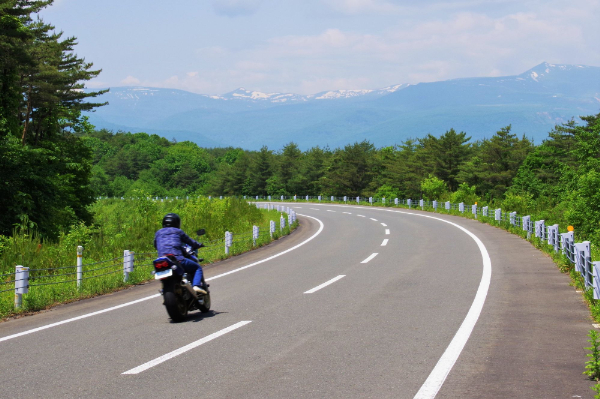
<box><xmin>385</xmin><ymin>229</ymin><xmax>390</xmax><ymax>235</ymax></box>
<box><xmin>381</xmin><ymin>239</ymin><xmax>389</xmax><ymax>246</ymax></box>
<box><xmin>361</xmin><ymin>253</ymin><xmax>379</xmax><ymax>263</ymax></box>
<box><xmin>0</xmin><ymin>294</ymin><xmax>161</xmax><ymax>344</ymax></box>
<box><xmin>264</xmin><ymin>202</ymin><xmax>492</xmax><ymax>398</ymax></box>
<box><xmin>304</xmin><ymin>275</ymin><xmax>346</xmax><ymax>294</ymax></box>
<box><xmin>122</xmin><ymin>321</ymin><xmax>252</xmax><ymax>375</ymax></box>
<box><xmin>0</xmin><ymin>214</ymin><xmax>324</xmax><ymax>343</ymax></box>
<box><xmin>206</xmin><ymin>214</ymin><xmax>324</xmax><ymax>281</ymax></box>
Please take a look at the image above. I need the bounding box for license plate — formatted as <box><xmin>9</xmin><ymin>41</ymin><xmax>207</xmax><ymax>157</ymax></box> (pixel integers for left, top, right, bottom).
<box><xmin>155</xmin><ymin>269</ymin><xmax>173</xmax><ymax>279</ymax></box>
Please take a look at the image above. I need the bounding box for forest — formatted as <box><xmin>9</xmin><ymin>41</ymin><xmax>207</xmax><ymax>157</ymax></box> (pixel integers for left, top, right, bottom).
<box><xmin>79</xmin><ymin>113</ymin><xmax>600</xmax><ymax>243</ymax></box>
<box><xmin>1</xmin><ymin>1</ymin><xmax>600</xmax><ymax>247</ymax></box>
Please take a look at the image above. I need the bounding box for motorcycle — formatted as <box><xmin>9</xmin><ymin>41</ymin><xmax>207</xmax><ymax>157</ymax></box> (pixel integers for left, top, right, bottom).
<box><xmin>152</xmin><ymin>229</ymin><xmax>211</xmax><ymax>322</ymax></box>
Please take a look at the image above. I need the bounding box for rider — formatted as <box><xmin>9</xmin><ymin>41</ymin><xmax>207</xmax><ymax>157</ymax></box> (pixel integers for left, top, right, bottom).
<box><xmin>154</xmin><ymin>213</ymin><xmax>206</xmax><ymax>295</ymax></box>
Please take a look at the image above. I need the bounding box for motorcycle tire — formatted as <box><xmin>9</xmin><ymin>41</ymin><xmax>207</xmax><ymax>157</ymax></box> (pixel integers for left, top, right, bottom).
<box><xmin>199</xmin><ymin>291</ymin><xmax>211</xmax><ymax>313</ymax></box>
<box><xmin>164</xmin><ymin>291</ymin><xmax>188</xmax><ymax>322</ymax></box>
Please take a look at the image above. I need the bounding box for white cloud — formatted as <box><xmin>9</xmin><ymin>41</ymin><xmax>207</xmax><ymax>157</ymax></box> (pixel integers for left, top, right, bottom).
<box><xmin>322</xmin><ymin>0</ymin><xmax>400</xmax><ymax>14</ymax></box>
<box><xmin>210</xmin><ymin>0</ymin><xmax>263</xmax><ymax>17</ymax></box>
<box><xmin>120</xmin><ymin>75</ymin><xmax>141</xmax><ymax>85</ymax></box>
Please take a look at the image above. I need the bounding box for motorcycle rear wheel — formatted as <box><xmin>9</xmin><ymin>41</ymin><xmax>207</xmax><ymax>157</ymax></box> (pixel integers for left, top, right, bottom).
<box><xmin>164</xmin><ymin>291</ymin><xmax>188</xmax><ymax>322</ymax></box>
<box><xmin>199</xmin><ymin>292</ymin><xmax>211</xmax><ymax>313</ymax></box>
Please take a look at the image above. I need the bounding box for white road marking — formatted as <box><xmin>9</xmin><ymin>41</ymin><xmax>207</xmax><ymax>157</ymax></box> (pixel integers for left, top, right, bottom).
<box><xmin>293</xmin><ymin>207</ymin><xmax>302</xmax><ymax>209</ymax></box>
<box><xmin>381</xmin><ymin>223</ymin><xmax>387</xmax><ymax>227</ymax></box>
<box><xmin>343</xmin><ymin>212</ymin><xmax>352</xmax><ymax>214</ymax></box>
<box><xmin>370</xmin><ymin>218</ymin><xmax>378</xmax><ymax>221</ymax></box>
<box><xmin>327</xmin><ymin>210</ymin><xmax>336</xmax><ymax>212</ymax></box>
<box><xmin>361</xmin><ymin>253</ymin><xmax>379</xmax><ymax>263</ymax></box>
<box><xmin>310</xmin><ymin>208</ymin><xmax>320</xmax><ymax>211</ymax></box>
<box><xmin>357</xmin><ymin>215</ymin><xmax>366</xmax><ymax>217</ymax></box>
<box><xmin>122</xmin><ymin>321</ymin><xmax>252</xmax><ymax>375</ymax></box>
<box><xmin>381</xmin><ymin>239</ymin><xmax>389</xmax><ymax>246</ymax></box>
<box><xmin>385</xmin><ymin>229</ymin><xmax>390</xmax><ymax>235</ymax></box>
<box><xmin>304</xmin><ymin>275</ymin><xmax>345</xmax><ymax>294</ymax></box>
<box><xmin>275</xmin><ymin>202</ymin><xmax>492</xmax><ymax>398</ymax></box>
<box><xmin>0</xmin><ymin>215</ymin><xmax>325</xmax><ymax>343</ymax></box>
<box><xmin>0</xmin><ymin>295</ymin><xmax>160</xmax><ymax>344</ymax></box>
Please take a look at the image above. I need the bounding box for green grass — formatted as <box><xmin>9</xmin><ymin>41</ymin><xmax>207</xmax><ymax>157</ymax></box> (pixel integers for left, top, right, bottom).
<box><xmin>0</xmin><ymin>197</ymin><xmax>297</xmax><ymax>319</ymax></box>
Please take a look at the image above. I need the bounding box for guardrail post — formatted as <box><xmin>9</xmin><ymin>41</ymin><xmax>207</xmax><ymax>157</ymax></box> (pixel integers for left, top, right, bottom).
<box><xmin>15</xmin><ymin>265</ymin><xmax>29</xmax><ymax>309</ymax></box>
<box><xmin>225</xmin><ymin>231</ymin><xmax>232</xmax><ymax>255</ymax></box>
<box><xmin>123</xmin><ymin>250</ymin><xmax>134</xmax><ymax>282</ymax></box>
<box><xmin>77</xmin><ymin>246</ymin><xmax>83</xmax><ymax>289</ymax></box>
<box><xmin>593</xmin><ymin>261</ymin><xmax>600</xmax><ymax>300</ymax></box>
<box><xmin>432</xmin><ymin>200</ymin><xmax>437</xmax><ymax>211</ymax></box>
<box><xmin>270</xmin><ymin>221</ymin><xmax>275</xmax><ymax>238</ymax></box>
<box><xmin>419</xmin><ymin>199</ymin><xmax>424</xmax><ymax>209</ymax></box>
<box><xmin>457</xmin><ymin>202</ymin><xmax>463</xmax><ymax>213</ymax></box>
<box><xmin>357</xmin><ymin>196</ymin><xmax>360</xmax><ymax>204</ymax></box>
<box><xmin>252</xmin><ymin>226</ymin><xmax>259</xmax><ymax>246</ymax></box>
<box><xmin>407</xmin><ymin>199</ymin><xmax>412</xmax><ymax>208</ymax></box>
<box><xmin>574</xmin><ymin>241</ymin><xmax>590</xmax><ymax>278</ymax></box>
<box><xmin>280</xmin><ymin>215</ymin><xmax>286</xmax><ymax>231</ymax></box>
<box><xmin>534</xmin><ymin>220</ymin><xmax>545</xmax><ymax>238</ymax></box>
<box><xmin>509</xmin><ymin>212</ymin><xmax>516</xmax><ymax>226</ymax></box>
<box><xmin>494</xmin><ymin>208</ymin><xmax>501</xmax><ymax>222</ymax></box>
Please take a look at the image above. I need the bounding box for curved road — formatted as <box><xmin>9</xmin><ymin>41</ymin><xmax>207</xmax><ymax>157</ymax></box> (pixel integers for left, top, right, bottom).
<box><xmin>0</xmin><ymin>204</ymin><xmax>593</xmax><ymax>398</ymax></box>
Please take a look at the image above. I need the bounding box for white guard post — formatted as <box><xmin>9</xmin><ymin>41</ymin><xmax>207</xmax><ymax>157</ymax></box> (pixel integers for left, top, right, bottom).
<box><xmin>331</xmin><ymin>196</ymin><xmax>335</xmax><ymax>202</ymax></box>
<box><xmin>306</xmin><ymin>195</ymin><xmax>309</xmax><ymax>201</ymax></box>
<box><xmin>280</xmin><ymin>215</ymin><xmax>286</xmax><ymax>231</ymax></box>
<box><xmin>535</xmin><ymin>220</ymin><xmax>545</xmax><ymax>239</ymax></box>
<box><xmin>77</xmin><ymin>246</ymin><xmax>83</xmax><ymax>289</ymax></box>
<box><xmin>252</xmin><ymin>226</ymin><xmax>259</xmax><ymax>246</ymax></box>
<box><xmin>369</xmin><ymin>197</ymin><xmax>373</xmax><ymax>204</ymax></box>
<box><xmin>395</xmin><ymin>198</ymin><xmax>399</xmax><ymax>205</ymax></box>
<box><xmin>483</xmin><ymin>206</ymin><xmax>488</xmax><ymax>217</ymax></box>
<box><xmin>407</xmin><ymin>199</ymin><xmax>412</xmax><ymax>208</ymax></box>
<box><xmin>522</xmin><ymin>215</ymin><xmax>530</xmax><ymax>232</ymax></box>
<box><xmin>509</xmin><ymin>212</ymin><xmax>516</xmax><ymax>225</ymax></box>
<box><xmin>419</xmin><ymin>199</ymin><xmax>424</xmax><ymax>209</ymax></box>
<box><xmin>123</xmin><ymin>250</ymin><xmax>134</xmax><ymax>282</ymax></box>
<box><xmin>225</xmin><ymin>231</ymin><xmax>233</xmax><ymax>255</ymax></box>
<box><xmin>288</xmin><ymin>214</ymin><xmax>292</xmax><ymax>228</ymax></box>
<box><xmin>432</xmin><ymin>200</ymin><xmax>437</xmax><ymax>211</ymax></box>
<box><xmin>357</xmin><ymin>196</ymin><xmax>360</xmax><ymax>203</ymax></box>
<box><xmin>593</xmin><ymin>261</ymin><xmax>600</xmax><ymax>300</ymax></box>
<box><xmin>344</xmin><ymin>196</ymin><xmax>347</xmax><ymax>203</ymax></box>
<box><xmin>472</xmin><ymin>204</ymin><xmax>477</xmax><ymax>217</ymax></box>
<box><xmin>281</xmin><ymin>195</ymin><xmax>284</xmax><ymax>201</ymax></box>
<box><xmin>459</xmin><ymin>203</ymin><xmax>464</xmax><ymax>213</ymax></box>
<box><xmin>318</xmin><ymin>195</ymin><xmax>322</xmax><ymax>202</ymax></box>
<box><xmin>15</xmin><ymin>265</ymin><xmax>29</xmax><ymax>309</ymax></box>
<box><xmin>270</xmin><ymin>220</ymin><xmax>275</xmax><ymax>238</ymax></box>
<box><xmin>495</xmin><ymin>208</ymin><xmax>501</xmax><ymax>221</ymax></box>
<box><xmin>446</xmin><ymin>201</ymin><xmax>451</xmax><ymax>210</ymax></box>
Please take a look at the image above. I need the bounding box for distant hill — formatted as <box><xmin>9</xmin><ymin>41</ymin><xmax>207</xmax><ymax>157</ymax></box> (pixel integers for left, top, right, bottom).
<box><xmin>85</xmin><ymin>63</ymin><xmax>600</xmax><ymax>149</ymax></box>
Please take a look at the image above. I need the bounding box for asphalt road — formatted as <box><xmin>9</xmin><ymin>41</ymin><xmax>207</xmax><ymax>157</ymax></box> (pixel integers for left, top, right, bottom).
<box><xmin>0</xmin><ymin>204</ymin><xmax>593</xmax><ymax>398</ymax></box>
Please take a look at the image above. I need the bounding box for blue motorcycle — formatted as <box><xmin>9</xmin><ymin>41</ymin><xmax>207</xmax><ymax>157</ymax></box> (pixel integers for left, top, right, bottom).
<box><xmin>153</xmin><ymin>229</ymin><xmax>210</xmax><ymax>322</ymax></box>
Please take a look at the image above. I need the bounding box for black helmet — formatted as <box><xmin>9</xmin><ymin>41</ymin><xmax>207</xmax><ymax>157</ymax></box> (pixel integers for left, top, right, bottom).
<box><xmin>162</xmin><ymin>213</ymin><xmax>181</xmax><ymax>228</ymax></box>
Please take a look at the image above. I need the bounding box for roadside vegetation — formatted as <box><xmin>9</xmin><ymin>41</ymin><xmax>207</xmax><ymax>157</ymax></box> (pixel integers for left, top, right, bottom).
<box><xmin>0</xmin><ymin>196</ymin><xmax>294</xmax><ymax>319</ymax></box>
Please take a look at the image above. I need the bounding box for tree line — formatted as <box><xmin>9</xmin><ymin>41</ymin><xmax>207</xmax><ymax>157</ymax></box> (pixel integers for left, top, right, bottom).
<box><xmin>0</xmin><ymin>0</ymin><xmax>105</xmax><ymax>238</ymax></box>
<box><xmin>80</xmin><ymin>111</ymin><xmax>600</xmax><ymax>243</ymax></box>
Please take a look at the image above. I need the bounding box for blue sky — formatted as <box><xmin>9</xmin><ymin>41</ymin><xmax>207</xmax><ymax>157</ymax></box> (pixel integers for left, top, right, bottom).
<box><xmin>41</xmin><ymin>0</ymin><xmax>600</xmax><ymax>95</ymax></box>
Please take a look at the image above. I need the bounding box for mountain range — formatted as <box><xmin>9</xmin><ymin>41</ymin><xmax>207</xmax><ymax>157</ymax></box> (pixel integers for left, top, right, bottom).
<box><xmin>85</xmin><ymin>63</ymin><xmax>600</xmax><ymax>149</ymax></box>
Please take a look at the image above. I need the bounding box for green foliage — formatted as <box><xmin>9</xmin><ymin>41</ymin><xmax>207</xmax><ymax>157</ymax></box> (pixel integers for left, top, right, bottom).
<box><xmin>585</xmin><ymin>330</ymin><xmax>600</xmax><ymax>381</ymax></box>
<box><xmin>375</xmin><ymin>184</ymin><xmax>399</xmax><ymax>200</ymax></box>
<box><xmin>421</xmin><ymin>175</ymin><xmax>447</xmax><ymax>200</ymax></box>
<box><xmin>450</xmin><ymin>183</ymin><xmax>480</xmax><ymax>205</ymax></box>
<box><xmin>565</xmin><ymin>170</ymin><xmax>600</xmax><ymax>240</ymax></box>
<box><xmin>501</xmin><ymin>192</ymin><xmax>534</xmax><ymax>215</ymax></box>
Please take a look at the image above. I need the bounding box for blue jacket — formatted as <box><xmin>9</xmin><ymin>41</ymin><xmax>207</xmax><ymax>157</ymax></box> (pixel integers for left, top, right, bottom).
<box><xmin>154</xmin><ymin>227</ymin><xmax>202</xmax><ymax>262</ymax></box>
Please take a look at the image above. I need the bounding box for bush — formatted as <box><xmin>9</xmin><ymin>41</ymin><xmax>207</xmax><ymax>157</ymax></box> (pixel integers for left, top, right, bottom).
<box><xmin>421</xmin><ymin>175</ymin><xmax>447</xmax><ymax>200</ymax></box>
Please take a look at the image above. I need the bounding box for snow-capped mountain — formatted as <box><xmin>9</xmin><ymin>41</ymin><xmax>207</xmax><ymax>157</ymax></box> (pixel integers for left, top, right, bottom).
<box><xmin>87</xmin><ymin>63</ymin><xmax>600</xmax><ymax>150</ymax></box>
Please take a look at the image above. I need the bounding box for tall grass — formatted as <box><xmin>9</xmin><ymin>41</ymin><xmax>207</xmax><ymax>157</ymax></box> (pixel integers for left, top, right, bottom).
<box><xmin>0</xmin><ymin>197</ymin><xmax>295</xmax><ymax>319</ymax></box>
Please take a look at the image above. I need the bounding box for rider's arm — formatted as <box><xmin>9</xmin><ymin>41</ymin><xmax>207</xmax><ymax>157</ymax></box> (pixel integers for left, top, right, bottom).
<box><xmin>179</xmin><ymin>230</ymin><xmax>202</xmax><ymax>249</ymax></box>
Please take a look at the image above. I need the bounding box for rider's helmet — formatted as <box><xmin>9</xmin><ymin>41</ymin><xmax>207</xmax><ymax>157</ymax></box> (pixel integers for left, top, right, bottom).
<box><xmin>162</xmin><ymin>213</ymin><xmax>181</xmax><ymax>229</ymax></box>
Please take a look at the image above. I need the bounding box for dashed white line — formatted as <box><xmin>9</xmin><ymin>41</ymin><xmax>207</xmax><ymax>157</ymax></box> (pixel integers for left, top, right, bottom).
<box><xmin>122</xmin><ymin>321</ymin><xmax>252</xmax><ymax>374</ymax></box>
<box><xmin>381</xmin><ymin>223</ymin><xmax>387</xmax><ymax>227</ymax></box>
<box><xmin>381</xmin><ymin>239</ymin><xmax>389</xmax><ymax>246</ymax></box>
<box><xmin>361</xmin><ymin>253</ymin><xmax>379</xmax><ymax>263</ymax></box>
<box><xmin>304</xmin><ymin>275</ymin><xmax>346</xmax><ymax>294</ymax></box>
<box><xmin>385</xmin><ymin>229</ymin><xmax>390</xmax><ymax>235</ymax></box>
<box><xmin>343</xmin><ymin>212</ymin><xmax>352</xmax><ymax>214</ymax></box>
<box><xmin>327</xmin><ymin>210</ymin><xmax>336</xmax><ymax>212</ymax></box>
<box><xmin>310</xmin><ymin>208</ymin><xmax>320</xmax><ymax>211</ymax></box>
<box><xmin>357</xmin><ymin>215</ymin><xmax>366</xmax><ymax>217</ymax></box>
<box><xmin>293</xmin><ymin>207</ymin><xmax>302</xmax><ymax>209</ymax></box>
<box><xmin>370</xmin><ymin>218</ymin><xmax>378</xmax><ymax>221</ymax></box>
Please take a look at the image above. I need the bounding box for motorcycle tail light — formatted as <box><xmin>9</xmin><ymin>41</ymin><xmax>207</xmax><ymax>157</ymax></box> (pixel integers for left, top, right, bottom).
<box><xmin>154</xmin><ymin>260</ymin><xmax>170</xmax><ymax>270</ymax></box>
